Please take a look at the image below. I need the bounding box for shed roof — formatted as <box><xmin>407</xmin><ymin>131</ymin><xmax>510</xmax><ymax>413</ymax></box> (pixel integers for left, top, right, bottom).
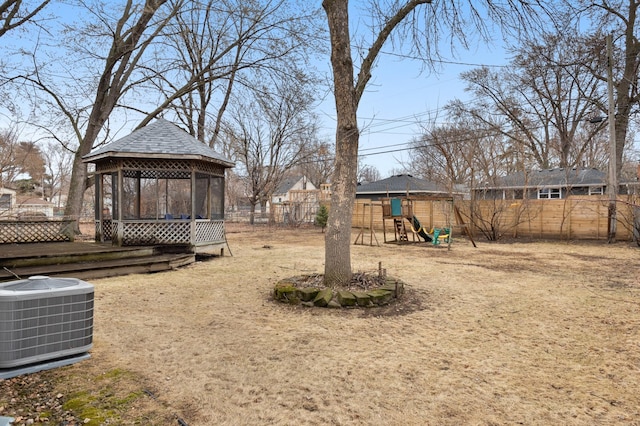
<box><xmin>356</xmin><ymin>174</ymin><xmax>448</xmax><ymax>195</ymax></box>
<box><xmin>83</xmin><ymin>118</ymin><xmax>234</xmax><ymax>167</ymax></box>
<box><xmin>486</xmin><ymin>168</ymin><xmax>606</xmax><ymax>189</ymax></box>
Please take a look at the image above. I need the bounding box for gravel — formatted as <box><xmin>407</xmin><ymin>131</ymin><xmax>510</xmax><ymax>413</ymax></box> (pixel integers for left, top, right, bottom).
<box><xmin>0</xmin><ymin>371</ymin><xmax>83</xmax><ymax>425</ymax></box>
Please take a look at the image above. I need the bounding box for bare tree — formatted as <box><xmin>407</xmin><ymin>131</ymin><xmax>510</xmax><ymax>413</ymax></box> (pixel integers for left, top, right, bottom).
<box><xmin>565</xmin><ymin>2</ymin><xmax>640</xmax><ymax>241</ymax></box>
<box><xmin>13</xmin><ymin>0</ymin><xmax>180</xmax><ymax>230</ymax></box>
<box><xmin>0</xmin><ymin>128</ymin><xmax>45</xmax><ymax>187</ymax></box>
<box><xmin>0</xmin><ymin>127</ymin><xmax>21</xmax><ymax>186</ymax></box>
<box><xmin>42</xmin><ymin>141</ymin><xmax>73</xmax><ymax>206</ymax></box>
<box><xmin>567</xmin><ymin>1</ymin><xmax>640</xmax><ymax>177</ymax></box>
<box><xmin>225</xmin><ymin>76</ymin><xmax>320</xmax><ymax>224</ymax></box>
<box><xmin>0</xmin><ymin>0</ymin><xmax>50</xmax><ymax>38</ymax></box>
<box><xmin>453</xmin><ymin>33</ymin><xmax>606</xmax><ymax>171</ymax></box>
<box><xmin>357</xmin><ymin>162</ymin><xmax>380</xmax><ymax>183</ymax></box>
<box><xmin>409</xmin><ymin>123</ymin><xmax>476</xmax><ymax>189</ymax></box>
<box><xmin>137</xmin><ymin>0</ymin><xmax>322</xmax><ymax>147</ymax></box>
<box><xmin>322</xmin><ymin>0</ymin><xmax>547</xmax><ymax>286</ymax></box>
<box><xmin>291</xmin><ymin>139</ymin><xmax>334</xmax><ymax>188</ymax></box>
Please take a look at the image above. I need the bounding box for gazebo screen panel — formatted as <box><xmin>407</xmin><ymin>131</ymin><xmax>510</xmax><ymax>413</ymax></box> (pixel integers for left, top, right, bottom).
<box><xmin>101</xmin><ymin>173</ymin><xmax>114</xmax><ymax>219</ymax></box>
<box><xmin>211</xmin><ymin>176</ymin><xmax>225</xmax><ymax>220</ymax></box>
<box><xmin>139</xmin><ymin>177</ymin><xmax>162</xmax><ymax>218</ymax></box>
<box><xmin>166</xmin><ymin>179</ymin><xmax>191</xmax><ymax>217</ymax></box>
<box><xmin>122</xmin><ymin>175</ymin><xmax>139</xmax><ymax>219</ymax></box>
<box><xmin>195</xmin><ymin>173</ymin><xmax>209</xmax><ymax>219</ymax></box>
<box><xmin>193</xmin><ymin>174</ymin><xmax>226</xmax><ymax>220</ymax></box>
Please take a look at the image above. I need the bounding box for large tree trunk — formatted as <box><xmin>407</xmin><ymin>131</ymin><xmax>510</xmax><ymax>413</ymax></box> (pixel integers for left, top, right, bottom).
<box><xmin>63</xmin><ymin>122</ymin><xmax>102</xmax><ymax>232</ymax></box>
<box><xmin>322</xmin><ymin>0</ymin><xmax>430</xmax><ymax>286</ymax></box>
<box><xmin>249</xmin><ymin>201</ymin><xmax>257</xmax><ymax>225</ymax></box>
<box><xmin>323</xmin><ymin>0</ymin><xmax>359</xmax><ymax>287</ymax></box>
<box><xmin>324</xmin><ymin>129</ymin><xmax>359</xmax><ymax>286</ymax></box>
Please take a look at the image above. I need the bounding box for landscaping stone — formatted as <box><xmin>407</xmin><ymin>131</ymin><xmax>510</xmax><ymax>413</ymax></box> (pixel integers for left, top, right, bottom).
<box><xmin>336</xmin><ymin>290</ymin><xmax>357</xmax><ymax>307</ymax></box>
<box><xmin>367</xmin><ymin>289</ymin><xmax>394</xmax><ymax>305</ymax></box>
<box><xmin>381</xmin><ymin>279</ymin><xmax>404</xmax><ymax>297</ymax></box>
<box><xmin>313</xmin><ymin>288</ymin><xmax>333</xmax><ymax>307</ymax></box>
<box><xmin>273</xmin><ymin>283</ymin><xmax>298</xmax><ymax>304</ymax></box>
<box><xmin>327</xmin><ymin>299</ymin><xmax>342</xmax><ymax>308</ymax></box>
<box><xmin>352</xmin><ymin>291</ymin><xmax>372</xmax><ymax>307</ymax></box>
<box><xmin>273</xmin><ymin>277</ymin><xmax>405</xmax><ymax>309</ymax></box>
<box><xmin>297</xmin><ymin>287</ymin><xmax>320</xmax><ymax>302</ymax></box>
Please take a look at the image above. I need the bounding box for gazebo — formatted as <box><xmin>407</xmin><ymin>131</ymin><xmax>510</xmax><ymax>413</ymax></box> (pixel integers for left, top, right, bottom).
<box><xmin>83</xmin><ymin>118</ymin><xmax>235</xmax><ymax>254</ymax></box>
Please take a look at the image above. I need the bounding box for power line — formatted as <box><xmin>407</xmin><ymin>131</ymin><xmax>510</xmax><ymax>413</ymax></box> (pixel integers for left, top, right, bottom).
<box><xmin>379</xmin><ymin>50</ymin><xmax>509</xmax><ymax>68</ymax></box>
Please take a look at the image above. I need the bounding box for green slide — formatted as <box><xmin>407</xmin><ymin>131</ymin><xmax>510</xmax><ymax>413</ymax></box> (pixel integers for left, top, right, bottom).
<box><xmin>411</xmin><ymin>216</ymin><xmax>432</xmax><ymax>242</ymax></box>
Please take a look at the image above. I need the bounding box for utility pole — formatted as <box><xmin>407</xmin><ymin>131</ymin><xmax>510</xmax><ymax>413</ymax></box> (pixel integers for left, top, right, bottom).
<box><xmin>606</xmin><ymin>33</ymin><xmax>617</xmax><ymax>242</ymax></box>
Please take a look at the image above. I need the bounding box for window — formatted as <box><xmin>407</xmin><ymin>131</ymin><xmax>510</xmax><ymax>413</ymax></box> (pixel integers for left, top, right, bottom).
<box><xmin>0</xmin><ymin>194</ymin><xmax>11</xmax><ymax>209</ymax></box>
<box><xmin>589</xmin><ymin>186</ymin><xmax>604</xmax><ymax>195</ymax></box>
<box><xmin>538</xmin><ymin>188</ymin><xmax>561</xmax><ymax>199</ymax></box>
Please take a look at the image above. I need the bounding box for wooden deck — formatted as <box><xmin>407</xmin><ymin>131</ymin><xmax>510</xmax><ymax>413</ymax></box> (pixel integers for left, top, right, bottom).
<box><xmin>0</xmin><ymin>241</ymin><xmax>197</xmax><ymax>282</ymax></box>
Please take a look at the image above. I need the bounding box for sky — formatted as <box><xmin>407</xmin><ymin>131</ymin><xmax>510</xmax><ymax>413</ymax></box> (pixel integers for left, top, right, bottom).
<box><xmin>316</xmin><ymin>60</ymin><xmax>496</xmax><ymax>178</ymax></box>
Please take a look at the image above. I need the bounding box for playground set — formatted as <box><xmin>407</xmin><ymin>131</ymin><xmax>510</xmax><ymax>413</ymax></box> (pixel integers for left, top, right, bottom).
<box><xmin>382</xmin><ymin>197</ymin><xmax>452</xmax><ymax>246</ymax></box>
<box><xmin>353</xmin><ymin>196</ymin><xmax>476</xmax><ymax>248</ymax></box>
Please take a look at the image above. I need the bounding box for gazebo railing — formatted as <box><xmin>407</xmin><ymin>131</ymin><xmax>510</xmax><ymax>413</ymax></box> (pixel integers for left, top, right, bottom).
<box><xmin>0</xmin><ymin>219</ymin><xmax>75</xmax><ymax>244</ymax></box>
<box><xmin>194</xmin><ymin>220</ymin><xmax>225</xmax><ymax>244</ymax></box>
<box><xmin>109</xmin><ymin>219</ymin><xmax>225</xmax><ymax>246</ymax></box>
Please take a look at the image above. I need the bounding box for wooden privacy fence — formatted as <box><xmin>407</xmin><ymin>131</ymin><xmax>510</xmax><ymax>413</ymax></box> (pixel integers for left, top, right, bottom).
<box><xmin>0</xmin><ymin>219</ymin><xmax>75</xmax><ymax>244</ymax></box>
<box><xmin>353</xmin><ymin>196</ymin><xmax>640</xmax><ymax>241</ymax></box>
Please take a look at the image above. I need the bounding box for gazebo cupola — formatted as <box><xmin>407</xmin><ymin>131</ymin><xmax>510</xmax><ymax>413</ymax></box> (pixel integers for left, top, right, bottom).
<box><xmin>83</xmin><ymin>118</ymin><xmax>234</xmax><ymax>254</ymax></box>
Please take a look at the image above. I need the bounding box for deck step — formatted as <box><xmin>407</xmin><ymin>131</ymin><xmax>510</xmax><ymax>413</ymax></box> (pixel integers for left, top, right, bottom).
<box><xmin>0</xmin><ymin>253</ymin><xmax>195</xmax><ymax>282</ymax></box>
<box><xmin>2</xmin><ymin>246</ymin><xmax>157</xmax><ymax>269</ymax></box>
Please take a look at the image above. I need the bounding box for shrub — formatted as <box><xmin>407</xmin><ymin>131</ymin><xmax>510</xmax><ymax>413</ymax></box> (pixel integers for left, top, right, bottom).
<box><xmin>315</xmin><ymin>204</ymin><xmax>329</xmax><ymax>232</ymax></box>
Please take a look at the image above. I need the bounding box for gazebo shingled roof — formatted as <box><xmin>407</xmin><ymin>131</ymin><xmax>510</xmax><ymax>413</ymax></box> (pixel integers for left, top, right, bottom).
<box><xmin>83</xmin><ymin>118</ymin><xmax>234</xmax><ymax>167</ymax></box>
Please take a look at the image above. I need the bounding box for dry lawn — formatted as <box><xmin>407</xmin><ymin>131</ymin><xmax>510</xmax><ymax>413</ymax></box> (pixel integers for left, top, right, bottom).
<box><xmin>14</xmin><ymin>224</ymin><xmax>640</xmax><ymax>425</ymax></box>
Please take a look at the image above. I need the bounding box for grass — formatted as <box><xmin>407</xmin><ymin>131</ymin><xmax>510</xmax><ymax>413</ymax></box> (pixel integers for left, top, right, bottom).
<box><xmin>4</xmin><ymin>223</ymin><xmax>640</xmax><ymax>425</ymax></box>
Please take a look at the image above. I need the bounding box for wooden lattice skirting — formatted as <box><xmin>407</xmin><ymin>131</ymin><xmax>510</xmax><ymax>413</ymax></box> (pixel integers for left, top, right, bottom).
<box><xmin>0</xmin><ymin>220</ymin><xmax>75</xmax><ymax>244</ymax></box>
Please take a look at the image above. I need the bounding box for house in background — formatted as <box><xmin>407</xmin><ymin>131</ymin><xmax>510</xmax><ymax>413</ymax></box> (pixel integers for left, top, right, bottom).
<box><xmin>271</xmin><ymin>176</ymin><xmax>316</xmax><ymax>204</ymax></box>
<box><xmin>0</xmin><ymin>188</ymin><xmax>16</xmax><ymax>218</ymax></box>
<box><xmin>355</xmin><ymin>174</ymin><xmax>451</xmax><ymax>200</ymax></box>
<box><xmin>473</xmin><ymin>168</ymin><xmax>638</xmax><ymax>200</ymax></box>
<box><xmin>15</xmin><ymin>196</ymin><xmax>55</xmax><ymax>218</ymax></box>
<box><xmin>0</xmin><ymin>188</ymin><xmax>54</xmax><ymax>219</ymax></box>
<box><xmin>270</xmin><ymin>176</ymin><xmax>330</xmax><ymax>224</ymax></box>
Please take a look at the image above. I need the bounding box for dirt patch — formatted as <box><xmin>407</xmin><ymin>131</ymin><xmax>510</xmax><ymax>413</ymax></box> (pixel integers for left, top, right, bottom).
<box><xmin>2</xmin><ymin>224</ymin><xmax>640</xmax><ymax>425</ymax></box>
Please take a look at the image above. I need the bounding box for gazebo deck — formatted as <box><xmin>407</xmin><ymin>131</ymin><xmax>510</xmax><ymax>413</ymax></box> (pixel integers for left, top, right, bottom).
<box><xmin>0</xmin><ymin>241</ymin><xmax>197</xmax><ymax>282</ymax></box>
<box><xmin>1</xmin><ymin>241</ymin><xmax>139</xmax><ymax>259</ymax></box>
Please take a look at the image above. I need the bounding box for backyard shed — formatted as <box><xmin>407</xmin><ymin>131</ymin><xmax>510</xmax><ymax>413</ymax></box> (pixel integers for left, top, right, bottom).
<box><xmin>83</xmin><ymin>118</ymin><xmax>234</xmax><ymax>254</ymax></box>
